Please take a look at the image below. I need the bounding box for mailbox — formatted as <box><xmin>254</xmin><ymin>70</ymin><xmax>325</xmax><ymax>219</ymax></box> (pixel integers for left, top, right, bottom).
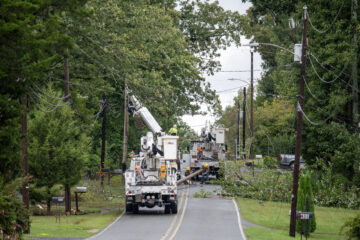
<box><xmin>76</xmin><ymin>187</ymin><xmax>87</xmax><ymax>193</ymax></box>
<box><xmin>296</xmin><ymin>211</ymin><xmax>313</xmax><ymax>220</ymax></box>
<box><xmin>101</xmin><ymin>168</ymin><xmax>110</xmax><ymax>173</ymax></box>
<box><xmin>52</xmin><ymin>197</ymin><xmax>64</xmax><ymax>204</ymax></box>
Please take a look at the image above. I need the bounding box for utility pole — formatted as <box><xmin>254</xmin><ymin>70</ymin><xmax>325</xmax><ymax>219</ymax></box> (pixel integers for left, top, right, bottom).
<box><xmin>63</xmin><ymin>56</ymin><xmax>71</xmax><ymax>214</ymax></box>
<box><xmin>100</xmin><ymin>94</ymin><xmax>107</xmax><ymax>187</ymax></box>
<box><xmin>237</xmin><ymin>99</ymin><xmax>241</xmax><ymax>157</ymax></box>
<box><xmin>290</xmin><ymin>5</ymin><xmax>308</xmax><ymax>237</ymax></box>
<box><xmin>21</xmin><ymin>96</ymin><xmax>29</xmax><ymax>233</ymax></box>
<box><xmin>250</xmin><ymin>49</ymin><xmax>254</xmax><ymax>160</ymax></box>
<box><xmin>242</xmin><ymin>87</ymin><xmax>246</xmax><ymax>159</ymax></box>
<box><xmin>352</xmin><ymin>0</ymin><xmax>358</xmax><ymax>131</ymax></box>
<box><xmin>122</xmin><ymin>88</ymin><xmax>129</xmax><ymax>182</ymax></box>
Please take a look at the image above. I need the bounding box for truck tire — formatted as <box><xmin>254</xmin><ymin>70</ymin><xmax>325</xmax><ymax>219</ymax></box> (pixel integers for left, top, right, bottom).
<box><xmin>164</xmin><ymin>204</ymin><xmax>171</xmax><ymax>214</ymax></box>
<box><xmin>289</xmin><ymin>162</ymin><xmax>294</xmax><ymax>170</ymax></box>
<box><xmin>133</xmin><ymin>204</ymin><xmax>139</xmax><ymax>214</ymax></box>
<box><xmin>171</xmin><ymin>203</ymin><xmax>178</xmax><ymax>214</ymax></box>
<box><xmin>126</xmin><ymin>203</ymin><xmax>133</xmax><ymax>213</ymax></box>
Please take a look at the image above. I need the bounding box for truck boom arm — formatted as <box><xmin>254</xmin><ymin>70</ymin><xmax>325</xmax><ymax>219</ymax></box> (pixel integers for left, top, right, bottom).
<box><xmin>128</xmin><ymin>92</ymin><xmax>163</xmax><ymax>135</ymax></box>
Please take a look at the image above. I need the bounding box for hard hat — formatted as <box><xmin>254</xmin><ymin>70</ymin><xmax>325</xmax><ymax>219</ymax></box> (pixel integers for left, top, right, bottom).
<box><xmin>204</xmin><ymin>163</ymin><xmax>209</xmax><ymax>168</ymax></box>
<box><xmin>173</xmin><ymin>124</ymin><xmax>177</xmax><ymax>128</ymax></box>
<box><xmin>186</xmin><ymin>167</ymin><xmax>190</xmax><ymax>171</ymax></box>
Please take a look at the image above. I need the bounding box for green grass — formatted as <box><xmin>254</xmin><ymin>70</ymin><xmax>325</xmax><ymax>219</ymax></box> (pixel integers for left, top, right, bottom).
<box><xmin>26</xmin><ymin>176</ymin><xmax>125</xmax><ymax>238</ymax></box>
<box><xmin>26</xmin><ymin>209</ymin><xmax>123</xmax><ymax>238</ymax></box>
<box><xmin>245</xmin><ymin>227</ymin><xmax>344</xmax><ymax>240</ymax></box>
<box><xmin>236</xmin><ymin>197</ymin><xmax>360</xmax><ymax>239</ymax></box>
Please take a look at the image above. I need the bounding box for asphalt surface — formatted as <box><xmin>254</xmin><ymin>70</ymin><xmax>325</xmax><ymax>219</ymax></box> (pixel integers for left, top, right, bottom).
<box><xmin>88</xmin><ymin>184</ymin><xmax>246</xmax><ymax>240</ymax></box>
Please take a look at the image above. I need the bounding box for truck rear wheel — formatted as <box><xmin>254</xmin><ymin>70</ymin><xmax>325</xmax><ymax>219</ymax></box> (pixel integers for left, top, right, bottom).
<box><xmin>126</xmin><ymin>203</ymin><xmax>133</xmax><ymax>213</ymax></box>
<box><xmin>171</xmin><ymin>203</ymin><xmax>178</xmax><ymax>214</ymax></box>
<box><xmin>164</xmin><ymin>204</ymin><xmax>171</xmax><ymax>214</ymax></box>
<box><xmin>133</xmin><ymin>204</ymin><xmax>139</xmax><ymax>214</ymax></box>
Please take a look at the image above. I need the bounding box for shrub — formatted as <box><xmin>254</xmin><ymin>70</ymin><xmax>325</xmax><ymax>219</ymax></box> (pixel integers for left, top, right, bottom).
<box><xmin>263</xmin><ymin>156</ymin><xmax>278</xmax><ymax>169</ymax></box>
<box><xmin>296</xmin><ymin>172</ymin><xmax>316</xmax><ymax>237</ymax></box>
<box><xmin>310</xmin><ymin>158</ymin><xmax>360</xmax><ymax>209</ymax></box>
<box><xmin>0</xmin><ymin>193</ymin><xmax>30</xmax><ymax>238</ymax></box>
<box><xmin>341</xmin><ymin>213</ymin><xmax>360</xmax><ymax>240</ymax></box>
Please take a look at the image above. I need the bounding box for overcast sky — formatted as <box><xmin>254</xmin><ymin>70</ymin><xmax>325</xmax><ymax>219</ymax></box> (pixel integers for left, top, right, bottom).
<box><xmin>181</xmin><ymin>0</ymin><xmax>263</xmax><ymax>134</ymax></box>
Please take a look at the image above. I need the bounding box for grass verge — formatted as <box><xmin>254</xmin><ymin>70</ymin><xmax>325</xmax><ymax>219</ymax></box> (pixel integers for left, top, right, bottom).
<box><xmin>26</xmin><ymin>209</ymin><xmax>123</xmax><ymax>238</ymax></box>
<box><xmin>236</xmin><ymin>197</ymin><xmax>360</xmax><ymax>239</ymax></box>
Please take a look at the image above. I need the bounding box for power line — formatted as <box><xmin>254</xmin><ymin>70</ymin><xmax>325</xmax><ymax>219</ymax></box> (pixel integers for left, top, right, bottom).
<box><xmin>307</xmin><ymin>1</ymin><xmax>345</xmax><ymax>34</ymax></box>
<box><xmin>302</xmin><ymin>76</ymin><xmax>326</xmax><ymax>102</ymax></box>
<box><xmin>33</xmin><ymin>83</ymin><xmax>71</xmax><ymax>100</ymax></box>
<box><xmin>309</xmin><ymin>53</ymin><xmax>358</xmax><ymax>93</ymax></box>
<box><xmin>29</xmin><ymin>87</ymin><xmax>70</xmax><ymax>107</ymax></box>
<box><xmin>218</xmin><ymin>70</ymin><xmax>261</xmax><ymax>73</ymax></box>
<box><xmin>308</xmin><ymin>55</ymin><xmax>348</xmax><ymax>84</ymax></box>
<box><xmin>29</xmin><ymin>95</ymin><xmax>68</xmax><ymax>113</ymax></box>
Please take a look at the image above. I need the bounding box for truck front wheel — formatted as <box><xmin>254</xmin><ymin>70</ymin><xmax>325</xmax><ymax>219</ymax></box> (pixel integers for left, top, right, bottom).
<box><xmin>171</xmin><ymin>203</ymin><xmax>178</xmax><ymax>214</ymax></box>
<box><xmin>164</xmin><ymin>204</ymin><xmax>171</xmax><ymax>214</ymax></box>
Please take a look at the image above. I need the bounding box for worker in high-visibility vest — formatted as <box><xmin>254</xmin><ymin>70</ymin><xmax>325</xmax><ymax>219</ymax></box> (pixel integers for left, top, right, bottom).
<box><xmin>169</xmin><ymin>125</ymin><xmax>177</xmax><ymax>136</ymax></box>
<box><xmin>201</xmin><ymin>164</ymin><xmax>209</xmax><ymax>184</ymax></box>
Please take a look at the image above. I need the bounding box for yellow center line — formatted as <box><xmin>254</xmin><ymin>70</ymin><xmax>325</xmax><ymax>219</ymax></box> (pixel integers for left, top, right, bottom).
<box><xmin>160</xmin><ymin>187</ymin><xmax>186</xmax><ymax>240</ymax></box>
<box><xmin>168</xmin><ymin>186</ymin><xmax>190</xmax><ymax>240</ymax></box>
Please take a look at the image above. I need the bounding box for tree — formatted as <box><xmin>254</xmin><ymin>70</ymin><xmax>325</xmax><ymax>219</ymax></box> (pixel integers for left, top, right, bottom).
<box><xmin>240</xmin><ymin>0</ymin><xmax>360</xmax><ymax>185</ymax></box>
<box><xmin>296</xmin><ymin>172</ymin><xmax>316</xmax><ymax>237</ymax></box>
<box><xmin>28</xmin><ymin>83</ymin><xmax>90</xmax><ymax>214</ymax></box>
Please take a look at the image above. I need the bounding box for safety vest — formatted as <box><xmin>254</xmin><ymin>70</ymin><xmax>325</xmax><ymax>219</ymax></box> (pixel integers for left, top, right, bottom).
<box><xmin>169</xmin><ymin>127</ymin><xmax>177</xmax><ymax>135</ymax></box>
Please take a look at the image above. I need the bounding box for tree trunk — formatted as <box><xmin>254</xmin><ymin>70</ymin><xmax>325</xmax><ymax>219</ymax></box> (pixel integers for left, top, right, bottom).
<box><xmin>47</xmin><ymin>199</ymin><xmax>51</xmax><ymax>216</ymax></box>
<box><xmin>65</xmin><ymin>184</ymin><xmax>71</xmax><ymax>215</ymax></box>
<box><xmin>47</xmin><ymin>188</ymin><xmax>51</xmax><ymax>215</ymax></box>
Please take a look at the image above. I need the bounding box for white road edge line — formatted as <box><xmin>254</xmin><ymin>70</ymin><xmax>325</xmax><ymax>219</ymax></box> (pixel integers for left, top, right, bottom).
<box><xmin>86</xmin><ymin>210</ymin><xmax>125</xmax><ymax>240</ymax></box>
<box><xmin>232</xmin><ymin>199</ymin><xmax>247</xmax><ymax>240</ymax></box>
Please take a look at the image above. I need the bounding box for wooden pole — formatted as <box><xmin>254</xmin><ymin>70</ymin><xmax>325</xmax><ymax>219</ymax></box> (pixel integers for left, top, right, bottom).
<box><xmin>122</xmin><ymin>88</ymin><xmax>129</xmax><ymax>183</ymax></box>
<box><xmin>352</xmin><ymin>0</ymin><xmax>358</xmax><ymax>131</ymax></box>
<box><xmin>100</xmin><ymin>94</ymin><xmax>107</xmax><ymax>187</ymax></box>
<box><xmin>21</xmin><ymin>96</ymin><xmax>29</xmax><ymax>233</ymax></box>
<box><xmin>290</xmin><ymin>6</ymin><xmax>308</xmax><ymax>237</ymax></box>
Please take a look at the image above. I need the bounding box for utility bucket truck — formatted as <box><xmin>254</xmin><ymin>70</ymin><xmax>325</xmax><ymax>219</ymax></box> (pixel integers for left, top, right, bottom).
<box><xmin>182</xmin><ymin>127</ymin><xmax>226</xmax><ymax>180</ymax></box>
<box><xmin>124</xmin><ymin>93</ymin><xmax>179</xmax><ymax>214</ymax></box>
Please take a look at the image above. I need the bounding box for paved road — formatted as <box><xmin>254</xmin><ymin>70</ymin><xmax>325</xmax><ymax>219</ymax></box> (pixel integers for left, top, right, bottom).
<box><xmin>88</xmin><ymin>184</ymin><xmax>246</xmax><ymax>240</ymax></box>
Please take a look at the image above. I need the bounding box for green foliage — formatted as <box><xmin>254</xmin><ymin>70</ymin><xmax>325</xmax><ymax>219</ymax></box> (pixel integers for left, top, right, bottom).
<box><xmin>193</xmin><ymin>189</ymin><xmax>211</xmax><ymax>198</ymax></box>
<box><xmin>235</xmin><ymin>0</ymin><xmax>360</xmax><ymax>194</ymax></box>
<box><xmin>28</xmin><ymin>83</ymin><xmax>90</xmax><ymax>212</ymax></box>
<box><xmin>263</xmin><ymin>156</ymin><xmax>277</xmax><ymax>169</ymax></box>
<box><xmin>304</xmin><ymin>122</ymin><xmax>360</xmax><ymax>186</ymax></box>
<box><xmin>296</xmin><ymin>172</ymin><xmax>316</xmax><ymax>236</ymax></box>
<box><xmin>341</xmin><ymin>213</ymin><xmax>360</xmax><ymax>240</ymax></box>
<box><xmin>222</xmin><ymin>168</ymin><xmax>293</xmax><ymax>202</ymax></box>
<box><xmin>176</xmin><ymin>0</ymin><xmax>243</xmax><ymax>74</ymax></box>
<box><xmin>0</xmin><ymin>180</ymin><xmax>30</xmax><ymax>237</ymax></box>
<box><xmin>0</xmin><ymin>96</ymin><xmax>22</xmax><ymax>185</ymax></box>
<box><xmin>309</xmin><ymin>158</ymin><xmax>360</xmax><ymax>209</ymax></box>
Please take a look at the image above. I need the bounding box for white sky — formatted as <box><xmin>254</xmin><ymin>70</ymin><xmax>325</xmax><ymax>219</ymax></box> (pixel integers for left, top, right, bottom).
<box><xmin>181</xmin><ymin>0</ymin><xmax>263</xmax><ymax>134</ymax></box>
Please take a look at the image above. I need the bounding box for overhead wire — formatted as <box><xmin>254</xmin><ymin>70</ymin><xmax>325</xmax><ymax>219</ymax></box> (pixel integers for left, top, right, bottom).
<box><xmin>29</xmin><ymin>94</ymin><xmax>68</xmax><ymax>113</ymax></box>
<box><xmin>308</xmin><ymin>55</ymin><xmax>348</xmax><ymax>84</ymax></box>
<box><xmin>307</xmin><ymin>1</ymin><xmax>345</xmax><ymax>34</ymax></box>
<box><xmin>302</xmin><ymin>76</ymin><xmax>326</xmax><ymax>102</ymax></box>
<box><xmin>308</xmin><ymin>53</ymin><xmax>358</xmax><ymax>93</ymax></box>
<box><xmin>296</xmin><ymin>101</ymin><xmax>336</xmax><ymax>126</ymax></box>
<box><xmin>29</xmin><ymin>87</ymin><xmax>70</xmax><ymax>107</ymax></box>
<box><xmin>33</xmin><ymin>83</ymin><xmax>71</xmax><ymax>100</ymax></box>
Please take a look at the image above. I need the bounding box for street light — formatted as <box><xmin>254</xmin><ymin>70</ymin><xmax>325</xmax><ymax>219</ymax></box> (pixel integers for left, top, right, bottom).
<box><xmin>227</xmin><ymin>78</ymin><xmax>250</xmax><ymax>85</ymax></box>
